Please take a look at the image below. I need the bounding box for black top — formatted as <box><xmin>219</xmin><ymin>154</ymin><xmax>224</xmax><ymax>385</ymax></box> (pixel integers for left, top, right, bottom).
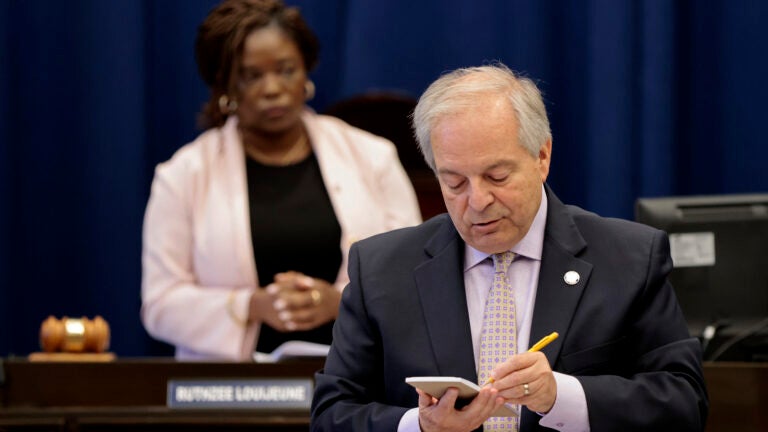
<box><xmin>246</xmin><ymin>152</ymin><xmax>342</xmax><ymax>353</ymax></box>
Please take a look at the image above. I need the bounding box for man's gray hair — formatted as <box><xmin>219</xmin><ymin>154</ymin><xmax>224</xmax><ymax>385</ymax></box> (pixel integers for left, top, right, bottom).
<box><xmin>412</xmin><ymin>63</ymin><xmax>552</xmax><ymax>171</ymax></box>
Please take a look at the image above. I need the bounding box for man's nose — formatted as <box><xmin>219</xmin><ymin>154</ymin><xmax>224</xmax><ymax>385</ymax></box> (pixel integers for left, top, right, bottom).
<box><xmin>467</xmin><ymin>181</ymin><xmax>494</xmax><ymax>211</ymax></box>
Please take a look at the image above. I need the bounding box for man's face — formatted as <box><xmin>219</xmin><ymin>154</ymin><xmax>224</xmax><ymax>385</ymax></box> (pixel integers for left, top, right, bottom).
<box><xmin>431</xmin><ymin>96</ymin><xmax>551</xmax><ymax>254</ymax></box>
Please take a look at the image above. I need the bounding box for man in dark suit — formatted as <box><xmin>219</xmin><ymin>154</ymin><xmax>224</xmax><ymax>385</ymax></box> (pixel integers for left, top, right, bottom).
<box><xmin>311</xmin><ymin>63</ymin><xmax>708</xmax><ymax>431</ymax></box>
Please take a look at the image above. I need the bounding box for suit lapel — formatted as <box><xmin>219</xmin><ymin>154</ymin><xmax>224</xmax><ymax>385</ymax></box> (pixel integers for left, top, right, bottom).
<box><xmin>413</xmin><ymin>217</ymin><xmax>478</xmax><ymax>381</ymax></box>
<box><xmin>529</xmin><ymin>186</ymin><xmax>592</xmax><ymax>369</ymax></box>
<box><xmin>530</xmin><ymin>244</ymin><xmax>592</xmax><ymax>367</ymax></box>
<box><xmin>521</xmin><ymin>186</ymin><xmax>592</xmax><ymax>430</ymax></box>
<box><xmin>220</xmin><ymin>118</ymin><xmax>259</xmax><ymax>286</ymax></box>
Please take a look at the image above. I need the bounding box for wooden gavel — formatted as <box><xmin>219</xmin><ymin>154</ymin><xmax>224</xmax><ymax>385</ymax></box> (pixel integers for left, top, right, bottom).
<box><xmin>39</xmin><ymin>315</ymin><xmax>111</xmax><ymax>353</ymax></box>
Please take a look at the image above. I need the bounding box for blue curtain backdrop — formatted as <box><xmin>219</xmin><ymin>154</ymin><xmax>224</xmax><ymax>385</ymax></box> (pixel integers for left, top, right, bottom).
<box><xmin>2</xmin><ymin>0</ymin><xmax>767</xmax><ymax>357</ymax></box>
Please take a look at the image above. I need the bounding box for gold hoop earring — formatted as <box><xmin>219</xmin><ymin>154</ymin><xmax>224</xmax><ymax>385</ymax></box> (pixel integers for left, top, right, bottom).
<box><xmin>218</xmin><ymin>94</ymin><xmax>238</xmax><ymax>114</ymax></box>
<box><xmin>304</xmin><ymin>80</ymin><xmax>316</xmax><ymax>101</ymax></box>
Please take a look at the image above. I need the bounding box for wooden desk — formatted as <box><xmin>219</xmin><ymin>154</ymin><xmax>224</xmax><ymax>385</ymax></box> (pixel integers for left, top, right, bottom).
<box><xmin>703</xmin><ymin>362</ymin><xmax>768</xmax><ymax>432</ymax></box>
<box><xmin>0</xmin><ymin>358</ymin><xmax>324</xmax><ymax>431</ymax></box>
<box><xmin>2</xmin><ymin>359</ymin><xmax>766</xmax><ymax>431</ymax></box>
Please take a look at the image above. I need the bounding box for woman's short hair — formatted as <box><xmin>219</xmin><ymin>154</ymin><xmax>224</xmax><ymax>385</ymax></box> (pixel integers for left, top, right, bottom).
<box><xmin>195</xmin><ymin>0</ymin><xmax>319</xmax><ymax>128</ymax></box>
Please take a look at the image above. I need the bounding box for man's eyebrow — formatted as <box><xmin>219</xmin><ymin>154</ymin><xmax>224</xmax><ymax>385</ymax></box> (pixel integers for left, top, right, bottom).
<box><xmin>436</xmin><ymin>167</ymin><xmax>461</xmax><ymax>176</ymax></box>
<box><xmin>437</xmin><ymin>160</ymin><xmax>516</xmax><ymax>176</ymax></box>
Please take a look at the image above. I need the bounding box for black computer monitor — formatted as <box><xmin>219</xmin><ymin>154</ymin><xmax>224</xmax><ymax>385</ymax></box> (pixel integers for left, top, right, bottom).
<box><xmin>635</xmin><ymin>193</ymin><xmax>768</xmax><ymax>361</ymax></box>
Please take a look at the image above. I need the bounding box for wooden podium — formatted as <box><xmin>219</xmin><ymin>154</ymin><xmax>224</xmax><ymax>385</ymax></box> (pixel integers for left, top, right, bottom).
<box><xmin>1</xmin><ymin>359</ymin><xmax>766</xmax><ymax>431</ymax></box>
<box><xmin>0</xmin><ymin>357</ymin><xmax>325</xmax><ymax>431</ymax></box>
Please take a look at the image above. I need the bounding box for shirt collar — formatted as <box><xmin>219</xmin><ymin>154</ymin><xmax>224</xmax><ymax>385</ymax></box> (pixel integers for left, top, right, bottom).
<box><xmin>464</xmin><ymin>185</ymin><xmax>548</xmax><ymax>271</ymax></box>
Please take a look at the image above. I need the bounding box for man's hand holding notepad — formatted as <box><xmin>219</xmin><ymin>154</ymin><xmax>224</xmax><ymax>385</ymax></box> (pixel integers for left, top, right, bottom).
<box><xmin>404</xmin><ymin>332</ymin><xmax>560</xmax><ymax>417</ymax></box>
<box><xmin>405</xmin><ymin>376</ymin><xmax>519</xmax><ymax>417</ymax></box>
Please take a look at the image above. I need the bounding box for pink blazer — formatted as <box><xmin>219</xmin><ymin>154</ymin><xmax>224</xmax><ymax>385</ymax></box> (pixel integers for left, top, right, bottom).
<box><xmin>141</xmin><ymin>110</ymin><xmax>422</xmax><ymax>360</ymax></box>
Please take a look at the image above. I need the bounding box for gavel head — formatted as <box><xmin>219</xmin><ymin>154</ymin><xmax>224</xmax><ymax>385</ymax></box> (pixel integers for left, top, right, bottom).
<box><xmin>39</xmin><ymin>315</ymin><xmax>111</xmax><ymax>353</ymax></box>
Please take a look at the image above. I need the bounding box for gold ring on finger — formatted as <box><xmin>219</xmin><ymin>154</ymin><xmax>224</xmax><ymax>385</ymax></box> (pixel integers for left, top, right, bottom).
<box><xmin>311</xmin><ymin>289</ymin><xmax>321</xmax><ymax>306</ymax></box>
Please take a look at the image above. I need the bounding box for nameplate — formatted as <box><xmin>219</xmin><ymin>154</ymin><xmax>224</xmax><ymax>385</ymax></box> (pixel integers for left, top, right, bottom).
<box><xmin>167</xmin><ymin>378</ymin><xmax>312</xmax><ymax>410</ymax></box>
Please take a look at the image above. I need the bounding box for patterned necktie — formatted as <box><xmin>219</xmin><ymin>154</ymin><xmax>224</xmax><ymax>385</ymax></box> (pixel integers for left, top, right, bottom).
<box><xmin>478</xmin><ymin>251</ymin><xmax>519</xmax><ymax>431</ymax></box>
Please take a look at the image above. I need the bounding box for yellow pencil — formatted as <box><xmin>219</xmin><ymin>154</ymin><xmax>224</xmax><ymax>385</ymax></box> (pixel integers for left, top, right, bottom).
<box><xmin>484</xmin><ymin>332</ymin><xmax>559</xmax><ymax>385</ymax></box>
<box><xmin>528</xmin><ymin>331</ymin><xmax>559</xmax><ymax>353</ymax></box>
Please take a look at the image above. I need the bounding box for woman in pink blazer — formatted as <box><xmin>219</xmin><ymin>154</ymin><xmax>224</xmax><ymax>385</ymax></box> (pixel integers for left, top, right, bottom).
<box><xmin>141</xmin><ymin>0</ymin><xmax>421</xmax><ymax>360</ymax></box>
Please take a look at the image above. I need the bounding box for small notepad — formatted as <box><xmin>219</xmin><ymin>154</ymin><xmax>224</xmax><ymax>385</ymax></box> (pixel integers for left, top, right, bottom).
<box><xmin>405</xmin><ymin>376</ymin><xmax>518</xmax><ymax>417</ymax></box>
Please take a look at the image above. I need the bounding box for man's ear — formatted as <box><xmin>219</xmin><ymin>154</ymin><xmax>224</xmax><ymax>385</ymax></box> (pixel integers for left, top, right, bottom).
<box><xmin>538</xmin><ymin>139</ymin><xmax>552</xmax><ymax>181</ymax></box>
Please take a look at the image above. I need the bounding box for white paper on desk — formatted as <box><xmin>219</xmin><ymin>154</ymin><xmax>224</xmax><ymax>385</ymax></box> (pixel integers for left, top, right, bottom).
<box><xmin>253</xmin><ymin>340</ymin><xmax>330</xmax><ymax>363</ymax></box>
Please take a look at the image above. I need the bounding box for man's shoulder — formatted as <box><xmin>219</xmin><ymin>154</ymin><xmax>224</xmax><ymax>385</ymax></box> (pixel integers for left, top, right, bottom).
<box><xmin>561</xmin><ymin>203</ymin><xmax>667</xmax><ymax>254</ymax></box>
<box><xmin>545</xmin><ymin>186</ymin><xmax>664</xmax><ymax>246</ymax></box>
<box><xmin>566</xmin><ymin>204</ymin><xmax>661</xmax><ymax>237</ymax></box>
